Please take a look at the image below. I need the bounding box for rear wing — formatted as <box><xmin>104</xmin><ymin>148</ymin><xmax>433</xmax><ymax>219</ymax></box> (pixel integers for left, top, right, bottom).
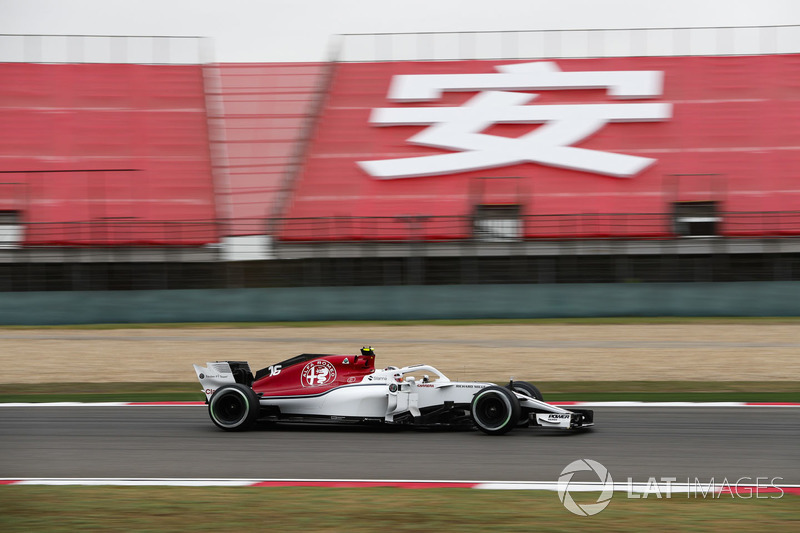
<box><xmin>193</xmin><ymin>362</ymin><xmax>240</xmax><ymax>401</ymax></box>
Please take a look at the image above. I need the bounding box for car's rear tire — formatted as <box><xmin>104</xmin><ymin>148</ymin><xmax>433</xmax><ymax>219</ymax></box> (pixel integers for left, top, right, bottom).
<box><xmin>471</xmin><ymin>386</ymin><xmax>521</xmax><ymax>435</ymax></box>
<box><xmin>208</xmin><ymin>384</ymin><xmax>260</xmax><ymax>431</ymax></box>
<box><xmin>509</xmin><ymin>381</ymin><xmax>543</xmax><ymax>401</ymax></box>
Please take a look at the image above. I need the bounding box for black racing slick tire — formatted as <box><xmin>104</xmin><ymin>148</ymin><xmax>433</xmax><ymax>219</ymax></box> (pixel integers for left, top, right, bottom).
<box><xmin>508</xmin><ymin>381</ymin><xmax>543</xmax><ymax>427</ymax></box>
<box><xmin>509</xmin><ymin>381</ymin><xmax>543</xmax><ymax>401</ymax></box>
<box><xmin>208</xmin><ymin>384</ymin><xmax>260</xmax><ymax>431</ymax></box>
<box><xmin>470</xmin><ymin>385</ymin><xmax>521</xmax><ymax>435</ymax></box>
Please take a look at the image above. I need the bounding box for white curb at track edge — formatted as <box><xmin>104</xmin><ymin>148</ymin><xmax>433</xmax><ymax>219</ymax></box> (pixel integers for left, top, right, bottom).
<box><xmin>1</xmin><ymin>478</ymin><xmax>799</xmax><ymax>493</ymax></box>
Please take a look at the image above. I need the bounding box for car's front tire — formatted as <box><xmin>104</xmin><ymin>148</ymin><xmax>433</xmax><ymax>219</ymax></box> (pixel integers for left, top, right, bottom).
<box><xmin>509</xmin><ymin>380</ymin><xmax>543</xmax><ymax>401</ymax></box>
<box><xmin>208</xmin><ymin>384</ymin><xmax>260</xmax><ymax>431</ymax></box>
<box><xmin>508</xmin><ymin>381</ymin><xmax>543</xmax><ymax>427</ymax></box>
<box><xmin>471</xmin><ymin>385</ymin><xmax>521</xmax><ymax>435</ymax></box>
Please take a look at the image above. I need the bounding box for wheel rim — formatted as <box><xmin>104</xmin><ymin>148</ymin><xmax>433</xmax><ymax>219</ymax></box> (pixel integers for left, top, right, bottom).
<box><xmin>475</xmin><ymin>391</ymin><xmax>511</xmax><ymax>429</ymax></box>
<box><xmin>212</xmin><ymin>390</ymin><xmax>248</xmax><ymax>426</ymax></box>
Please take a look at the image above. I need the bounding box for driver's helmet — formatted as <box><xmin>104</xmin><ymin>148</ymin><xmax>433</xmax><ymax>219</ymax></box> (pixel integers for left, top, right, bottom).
<box><xmin>383</xmin><ymin>366</ymin><xmax>403</xmax><ymax>383</ymax></box>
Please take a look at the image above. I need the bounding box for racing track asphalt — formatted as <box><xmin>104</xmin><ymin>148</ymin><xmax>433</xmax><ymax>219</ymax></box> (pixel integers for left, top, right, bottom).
<box><xmin>1</xmin><ymin>406</ymin><xmax>798</xmax><ymax>483</ymax></box>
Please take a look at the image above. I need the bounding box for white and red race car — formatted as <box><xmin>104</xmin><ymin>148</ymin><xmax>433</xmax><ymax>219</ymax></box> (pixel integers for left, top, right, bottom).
<box><xmin>193</xmin><ymin>347</ymin><xmax>593</xmax><ymax>435</ymax></box>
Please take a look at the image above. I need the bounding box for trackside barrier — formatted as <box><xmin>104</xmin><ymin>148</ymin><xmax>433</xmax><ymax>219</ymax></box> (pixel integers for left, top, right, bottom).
<box><xmin>0</xmin><ymin>281</ymin><xmax>799</xmax><ymax>325</ymax></box>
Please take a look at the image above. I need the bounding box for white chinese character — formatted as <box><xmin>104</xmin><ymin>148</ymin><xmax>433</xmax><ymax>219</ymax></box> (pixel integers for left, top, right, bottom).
<box><xmin>358</xmin><ymin>62</ymin><xmax>671</xmax><ymax>179</ymax></box>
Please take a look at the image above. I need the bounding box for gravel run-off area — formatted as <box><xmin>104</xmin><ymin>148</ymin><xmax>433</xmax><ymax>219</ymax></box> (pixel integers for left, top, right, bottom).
<box><xmin>2</xmin><ymin>323</ymin><xmax>798</xmax><ymax>384</ymax></box>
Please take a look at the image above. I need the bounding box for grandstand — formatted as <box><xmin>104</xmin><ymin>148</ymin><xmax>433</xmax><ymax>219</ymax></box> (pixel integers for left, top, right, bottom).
<box><xmin>1</xmin><ymin>28</ymin><xmax>799</xmax><ymax>291</ymax></box>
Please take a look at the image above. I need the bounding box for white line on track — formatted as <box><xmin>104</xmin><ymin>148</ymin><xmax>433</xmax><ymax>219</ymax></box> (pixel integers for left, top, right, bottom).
<box><xmin>2</xmin><ymin>478</ymin><xmax>799</xmax><ymax>493</ymax></box>
<box><xmin>1</xmin><ymin>401</ymin><xmax>799</xmax><ymax>408</ymax></box>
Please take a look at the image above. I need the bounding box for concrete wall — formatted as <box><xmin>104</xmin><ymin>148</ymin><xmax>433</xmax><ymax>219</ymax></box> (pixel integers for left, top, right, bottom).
<box><xmin>0</xmin><ymin>282</ymin><xmax>798</xmax><ymax>325</ymax></box>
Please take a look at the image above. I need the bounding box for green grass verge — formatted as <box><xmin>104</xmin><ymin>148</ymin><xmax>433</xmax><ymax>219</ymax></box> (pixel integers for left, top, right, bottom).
<box><xmin>540</xmin><ymin>380</ymin><xmax>800</xmax><ymax>403</ymax></box>
<box><xmin>2</xmin><ymin>381</ymin><xmax>799</xmax><ymax>403</ymax></box>
<box><xmin>0</xmin><ymin>382</ymin><xmax>203</xmax><ymax>403</ymax></box>
<box><xmin>1</xmin><ymin>487</ymin><xmax>797</xmax><ymax>532</ymax></box>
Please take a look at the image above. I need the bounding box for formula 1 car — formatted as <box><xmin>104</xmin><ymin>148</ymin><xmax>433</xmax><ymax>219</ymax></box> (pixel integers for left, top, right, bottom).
<box><xmin>193</xmin><ymin>347</ymin><xmax>593</xmax><ymax>435</ymax></box>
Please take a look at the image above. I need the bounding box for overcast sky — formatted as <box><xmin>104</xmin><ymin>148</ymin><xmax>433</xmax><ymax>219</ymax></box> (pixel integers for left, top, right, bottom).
<box><xmin>2</xmin><ymin>0</ymin><xmax>799</xmax><ymax>62</ymax></box>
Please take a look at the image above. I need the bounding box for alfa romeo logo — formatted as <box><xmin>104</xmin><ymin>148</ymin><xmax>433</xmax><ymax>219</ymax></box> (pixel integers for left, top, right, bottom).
<box><xmin>557</xmin><ymin>459</ymin><xmax>614</xmax><ymax>516</ymax></box>
<box><xmin>301</xmin><ymin>360</ymin><xmax>337</xmax><ymax>387</ymax></box>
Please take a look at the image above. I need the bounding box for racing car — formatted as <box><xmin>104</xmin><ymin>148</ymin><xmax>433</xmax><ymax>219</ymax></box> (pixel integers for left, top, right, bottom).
<box><xmin>193</xmin><ymin>347</ymin><xmax>593</xmax><ymax>435</ymax></box>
